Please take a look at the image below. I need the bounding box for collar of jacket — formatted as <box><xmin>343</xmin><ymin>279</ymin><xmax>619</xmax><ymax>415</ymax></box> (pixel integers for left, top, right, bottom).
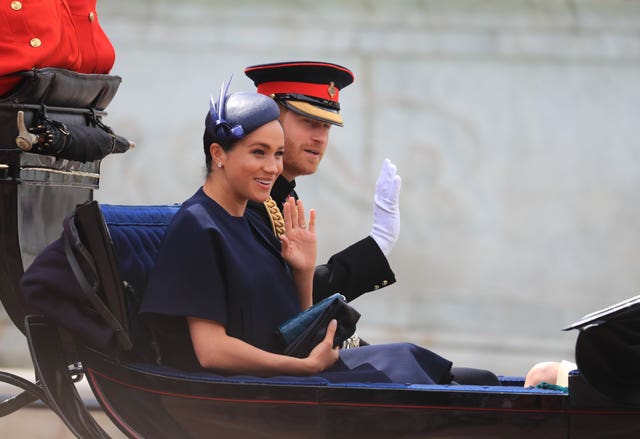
<box><xmin>271</xmin><ymin>176</ymin><xmax>297</xmax><ymax>210</ymax></box>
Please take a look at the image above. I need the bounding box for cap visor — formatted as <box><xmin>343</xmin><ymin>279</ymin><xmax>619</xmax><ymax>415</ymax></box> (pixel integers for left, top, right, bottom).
<box><xmin>284</xmin><ymin>100</ymin><xmax>344</xmax><ymax>127</ymax></box>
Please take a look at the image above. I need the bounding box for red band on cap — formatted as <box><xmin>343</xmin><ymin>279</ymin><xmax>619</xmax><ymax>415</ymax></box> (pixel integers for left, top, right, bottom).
<box><xmin>257</xmin><ymin>81</ymin><xmax>340</xmax><ymax>102</ymax></box>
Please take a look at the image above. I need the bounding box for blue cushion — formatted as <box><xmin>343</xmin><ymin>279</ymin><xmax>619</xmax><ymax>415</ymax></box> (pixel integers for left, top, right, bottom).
<box><xmin>128</xmin><ymin>363</ymin><xmax>565</xmax><ymax>394</ymax></box>
<box><xmin>100</xmin><ymin>204</ymin><xmax>180</xmax><ymax>295</ymax></box>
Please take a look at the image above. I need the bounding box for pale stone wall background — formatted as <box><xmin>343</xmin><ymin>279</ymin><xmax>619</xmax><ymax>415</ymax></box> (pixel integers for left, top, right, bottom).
<box><xmin>2</xmin><ymin>0</ymin><xmax>640</xmax><ymax>377</ymax></box>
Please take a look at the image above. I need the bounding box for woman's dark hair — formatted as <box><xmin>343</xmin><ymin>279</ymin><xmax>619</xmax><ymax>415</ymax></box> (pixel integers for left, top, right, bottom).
<box><xmin>203</xmin><ymin>113</ymin><xmax>234</xmax><ymax>172</ymax></box>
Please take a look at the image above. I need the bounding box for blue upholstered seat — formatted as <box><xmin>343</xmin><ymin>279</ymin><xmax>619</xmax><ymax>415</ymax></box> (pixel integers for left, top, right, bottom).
<box><xmin>99</xmin><ymin>204</ymin><xmax>180</xmax><ymax>360</ymax></box>
<box><xmin>126</xmin><ymin>362</ymin><xmax>561</xmax><ymax>392</ymax></box>
<box><xmin>101</xmin><ymin>204</ymin><xmax>180</xmax><ymax>296</ymax></box>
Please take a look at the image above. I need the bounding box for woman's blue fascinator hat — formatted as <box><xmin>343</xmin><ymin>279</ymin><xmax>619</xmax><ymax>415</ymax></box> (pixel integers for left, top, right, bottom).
<box><xmin>203</xmin><ymin>76</ymin><xmax>281</xmax><ymax>159</ymax></box>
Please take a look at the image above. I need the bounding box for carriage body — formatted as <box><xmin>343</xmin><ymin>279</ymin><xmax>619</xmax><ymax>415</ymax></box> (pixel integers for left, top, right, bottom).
<box><xmin>1</xmin><ymin>70</ymin><xmax>639</xmax><ymax>438</ymax></box>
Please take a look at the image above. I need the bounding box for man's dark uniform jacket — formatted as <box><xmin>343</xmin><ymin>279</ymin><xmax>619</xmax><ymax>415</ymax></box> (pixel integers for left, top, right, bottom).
<box><xmin>246</xmin><ymin>176</ymin><xmax>396</xmax><ymax>304</ymax></box>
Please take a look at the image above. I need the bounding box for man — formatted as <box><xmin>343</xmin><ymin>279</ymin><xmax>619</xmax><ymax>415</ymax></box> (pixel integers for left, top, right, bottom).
<box><xmin>244</xmin><ymin>62</ymin><xmax>501</xmax><ymax>385</ymax></box>
<box><xmin>244</xmin><ymin>61</ymin><xmax>401</xmax><ymax>304</ymax></box>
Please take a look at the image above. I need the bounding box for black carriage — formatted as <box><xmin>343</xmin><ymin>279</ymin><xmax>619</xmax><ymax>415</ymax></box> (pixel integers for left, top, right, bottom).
<box><xmin>1</xmin><ymin>69</ymin><xmax>639</xmax><ymax>438</ymax></box>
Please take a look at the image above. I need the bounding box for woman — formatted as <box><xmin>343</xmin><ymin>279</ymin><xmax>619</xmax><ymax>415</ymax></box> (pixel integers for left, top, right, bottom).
<box><xmin>140</xmin><ymin>81</ymin><xmax>454</xmax><ymax>384</ymax></box>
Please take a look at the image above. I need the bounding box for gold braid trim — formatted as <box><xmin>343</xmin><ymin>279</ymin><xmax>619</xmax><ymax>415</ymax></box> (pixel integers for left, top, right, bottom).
<box><xmin>263</xmin><ymin>196</ymin><xmax>285</xmax><ymax>237</ymax></box>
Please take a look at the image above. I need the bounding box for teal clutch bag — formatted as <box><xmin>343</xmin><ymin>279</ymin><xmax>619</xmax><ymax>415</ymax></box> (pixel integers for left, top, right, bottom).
<box><xmin>277</xmin><ymin>293</ymin><xmax>361</xmax><ymax>358</ymax></box>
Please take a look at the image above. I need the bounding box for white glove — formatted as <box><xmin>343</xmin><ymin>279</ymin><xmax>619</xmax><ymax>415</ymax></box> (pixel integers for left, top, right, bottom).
<box><xmin>369</xmin><ymin>158</ymin><xmax>401</xmax><ymax>256</ymax></box>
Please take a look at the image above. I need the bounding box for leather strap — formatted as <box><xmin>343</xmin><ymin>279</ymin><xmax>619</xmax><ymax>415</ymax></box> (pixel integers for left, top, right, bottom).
<box><xmin>62</xmin><ymin>216</ymin><xmax>132</xmax><ymax>351</ymax></box>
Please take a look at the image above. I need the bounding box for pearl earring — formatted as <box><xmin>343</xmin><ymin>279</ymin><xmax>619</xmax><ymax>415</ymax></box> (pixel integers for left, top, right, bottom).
<box><xmin>217</xmin><ymin>161</ymin><xmax>222</xmax><ymax>168</ymax></box>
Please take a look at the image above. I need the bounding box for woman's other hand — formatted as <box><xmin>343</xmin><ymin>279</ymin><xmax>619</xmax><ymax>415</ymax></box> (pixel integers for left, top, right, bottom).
<box><xmin>305</xmin><ymin>319</ymin><xmax>340</xmax><ymax>373</ymax></box>
<box><xmin>280</xmin><ymin>197</ymin><xmax>317</xmax><ymax>272</ymax></box>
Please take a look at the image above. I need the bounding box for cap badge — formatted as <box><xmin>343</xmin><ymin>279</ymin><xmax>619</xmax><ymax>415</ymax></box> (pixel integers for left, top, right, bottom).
<box><xmin>327</xmin><ymin>81</ymin><xmax>336</xmax><ymax>98</ymax></box>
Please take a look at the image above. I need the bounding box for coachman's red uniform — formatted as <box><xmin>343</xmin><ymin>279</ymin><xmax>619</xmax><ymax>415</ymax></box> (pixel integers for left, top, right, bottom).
<box><xmin>0</xmin><ymin>0</ymin><xmax>115</xmax><ymax>95</ymax></box>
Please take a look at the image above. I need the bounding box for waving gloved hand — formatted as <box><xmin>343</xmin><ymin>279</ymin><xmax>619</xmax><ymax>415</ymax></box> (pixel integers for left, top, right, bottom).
<box><xmin>369</xmin><ymin>158</ymin><xmax>401</xmax><ymax>256</ymax></box>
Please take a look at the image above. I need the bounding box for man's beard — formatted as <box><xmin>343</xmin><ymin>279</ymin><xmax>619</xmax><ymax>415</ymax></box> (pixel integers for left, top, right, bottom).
<box><xmin>282</xmin><ymin>140</ymin><xmax>321</xmax><ymax>180</ymax></box>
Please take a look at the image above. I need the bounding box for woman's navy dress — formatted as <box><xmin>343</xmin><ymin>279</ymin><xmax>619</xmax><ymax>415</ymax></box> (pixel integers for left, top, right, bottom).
<box><xmin>140</xmin><ymin>189</ymin><xmax>452</xmax><ymax>384</ymax></box>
